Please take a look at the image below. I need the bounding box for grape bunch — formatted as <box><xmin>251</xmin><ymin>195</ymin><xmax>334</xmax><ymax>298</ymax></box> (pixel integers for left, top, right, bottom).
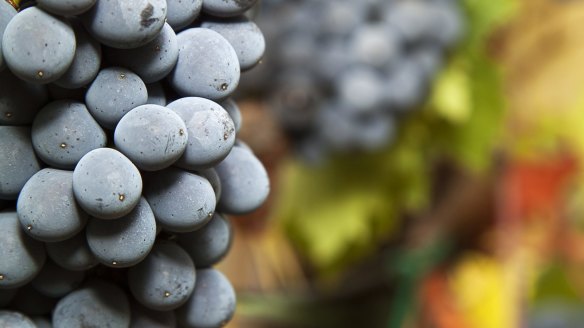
<box><xmin>0</xmin><ymin>0</ymin><xmax>268</xmax><ymax>327</ymax></box>
<box><xmin>243</xmin><ymin>0</ymin><xmax>464</xmax><ymax>161</ymax></box>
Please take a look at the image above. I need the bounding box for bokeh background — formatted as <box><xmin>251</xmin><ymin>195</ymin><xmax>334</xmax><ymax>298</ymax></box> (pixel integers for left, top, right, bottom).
<box><xmin>220</xmin><ymin>0</ymin><xmax>584</xmax><ymax>327</ymax></box>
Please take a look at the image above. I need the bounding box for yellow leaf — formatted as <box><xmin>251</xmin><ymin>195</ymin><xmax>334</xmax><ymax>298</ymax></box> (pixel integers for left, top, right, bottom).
<box><xmin>449</xmin><ymin>253</ymin><xmax>518</xmax><ymax>328</ymax></box>
<box><xmin>431</xmin><ymin>62</ymin><xmax>472</xmax><ymax>124</ymax></box>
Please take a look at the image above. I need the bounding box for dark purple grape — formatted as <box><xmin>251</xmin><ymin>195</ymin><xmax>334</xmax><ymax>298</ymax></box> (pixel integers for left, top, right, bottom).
<box><xmin>169</xmin><ymin>28</ymin><xmax>240</xmax><ymax>100</ymax></box>
<box><xmin>52</xmin><ymin>280</ymin><xmax>131</xmax><ymax>328</ymax></box>
<box><xmin>72</xmin><ymin>148</ymin><xmax>143</xmax><ymax>220</ymax></box>
<box><xmin>81</xmin><ymin>0</ymin><xmax>167</xmax><ymax>49</ymax></box>
<box><xmin>2</xmin><ymin>7</ymin><xmax>76</xmax><ymax>83</ymax></box>
<box><xmin>17</xmin><ymin>169</ymin><xmax>88</xmax><ymax>242</ymax></box>
<box><xmin>0</xmin><ymin>127</ymin><xmax>42</xmax><ymax>200</ymax></box>
<box><xmin>177</xmin><ymin>213</ymin><xmax>232</xmax><ymax>268</ymax></box>
<box><xmin>128</xmin><ymin>241</ymin><xmax>196</xmax><ymax>311</ymax></box>
<box><xmin>216</xmin><ymin>146</ymin><xmax>269</xmax><ymax>215</ymax></box>
<box><xmin>166</xmin><ymin>97</ymin><xmax>235</xmax><ymax>170</ymax></box>
<box><xmin>31</xmin><ymin>100</ymin><xmax>107</xmax><ymax>169</ymax></box>
<box><xmin>176</xmin><ymin>268</ymin><xmax>235</xmax><ymax>328</ymax></box>
<box><xmin>0</xmin><ymin>212</ymin><xmax>46</xmax><ymax>289</ymax></box>
<box><xmin>86</xmin><ymin>197</ymin><xmax>157</xmax><ymax>268</ymax></box>
<box><xmin>54</xmin><ymin>20</ymin><xmax>102</xmax><ymax>89</ymax></box>
<box><xmin>85</xmin><ymin>67</ymin><xmax>148</xmax><ymax>130</ymax></box>
<box><xmin>114</xmin><ymin>104</ymin><xmax>188</xmax><ymax>171</ymax></box>
<box><xmin>144</xmin><ymin>168</ymin><xmax>215</xmax><ymax>233</ymax></box>
<box><xmin>45</xmin><ymin>231</ymin><xmax>98</xmax><ymax>271</ymax></box>
<box><xmin>0</xmin><ymin>310</ymin><xmax>36</xmax><ymax>328</ymax></box>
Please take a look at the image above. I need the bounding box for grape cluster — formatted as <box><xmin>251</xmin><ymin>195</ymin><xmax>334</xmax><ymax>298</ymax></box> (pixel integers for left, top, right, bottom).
<box><xmin>0</xmin><ymin>0</ymin><xmax>268</xmax><ymax>327</ymax></box>
<box><xmin>243</xmin><ymin>0</ymin><xmax>464</xmax><ymax>160</ymax></box>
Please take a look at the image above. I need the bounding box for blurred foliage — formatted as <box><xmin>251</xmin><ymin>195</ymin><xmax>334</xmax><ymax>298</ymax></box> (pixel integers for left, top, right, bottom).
<box><xmin>494</xmin><ymin>0</ymin><xmax>584</xmax><ymax>321</ymax></box>
<box><xmin>278</xmin><ymin>0</ymin><xmax>517</xmax><ymax>278</ymax></box>
<box><xmin>386</xmin><ymin>238</ymin><xmax>452</xmax><ymax>328</ymax></box>
<box><xmin>498</xmin><ymin>0</ymin><xmax>584</xmax><ymax>162</ymax></box>
<box><xmin>532</xmin><ymin>262</ymin><xmax>581</xmax><ymax>303</ymax></box>
<box><xmin>447</xmin><ymin>252</ymin><xmax>518</xmax><ymax>328</ymax></box>
<box><xmin>430</xmin><ymin>0</ymin><xmax>517</xmax><ymax>170</ymax></box>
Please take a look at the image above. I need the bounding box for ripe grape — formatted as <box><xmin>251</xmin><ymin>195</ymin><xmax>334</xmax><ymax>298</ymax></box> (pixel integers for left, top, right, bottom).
<box><xmin>197</xmin><ymin>168</ymin><xmax>222</xmax><ymax>204</ymax></box>
<box><xmin>169</xmin><ymin>28</ymin><xmax>240</xmax><ymax>100</ymax></box>
<box><xmin>31</xmin><ymin>259</ymin><xmax>85</xmax><ymax>298</ymax></box>
<box><xmin>81</xmin><ymin>0</ymin><xmax>167</xmax><ymax>49</ymax></box>
<box><xmin>0</xmin><ymin>70</ymin><xmax>49</xmax><ymax>125</ymax></box>
<box><xmin>52</xmin><ymin>280</ymin><xmax>131</xmax><ymax>328</ymax></box>
<box><xmin>128</xmin><ymin>241</ymin><xmax>196</xmax><ymax>311</ymax></box>
<box><xmin>144</xmin><ymin>168</ymin><xmax>216</xmax><ymax>232</ymax></box>
<box><xmin>72</xmin><ymin>148</ymin><xmax>142</xmax><ymax>219</ymax></box>
<box><xmin>177</xmin><ymin>213</ymin><xmax>232</xmax><ymax>268</ymax></box>
<box><xmin>31</xmin><ymin>100</ymin><xmax>107</xmax><ymax>169</ymax></box>
<box><xmin>130</xmin><ymin>301</ymin><xmax>177</xmax><ymax>328</ymax></box>
<box><xmin>85</xmin><ymin>67</ymin><xmax>148</xmax><ymax>130</ymax></box>
<box><xmin>167</xmin><ymin>97</ymin><xmax>236</xmax><ymax>169</ymax></box>
<box><xmin>45</xmin><ymin>231</ymin><xmax>98</xmax><ymax>271</ymax></box>
<box><xmin>216</xmin><ymin>146</ymin><xmax>269</xmax><ymax>214</ymax></box>
<box><xmin>114</xmin><ymin>104</ymin><xmax>188</xmax><ymax>171</ymax></box>
<box><xmin>0</xmin><ymin>311</ymin><xmax>36</xmax><ymax>328</ymax></box>
<box><xmin>37</xmin><ymin>0</ymin><xmax>97</xmax><ymax>16</ymax></box>
<box><xmin>86</xmin><ymin>197</ymin><xmax>156</xmax><ymax>268</ymax></box>
<box><xmin>201</xmin><ymin>15</ymin><xmax>265</xmax><ymax>71</ymax></box>
<box><xmin>336</xmin><ymin>66</ymin><xmax>386</xmax><ymax>113</ymax></box>
<box><xmin>2</xmin><ymin>7</ymin><xmax>76</xmax><ymax>83</ymax></box>
<box><xmin>0</xmin><ymin>212</ymin><xmax>46</xmax><ymax>289</ymax></box>
<box><xmin>54</xmin><ymin>20</ymin><xmax>102</xmax><ymax>89</ymax></box>
<box><xmin>176</xmin><ymin>268</ymin><xmax>236</xmax><ymax>328</ymax></box>
<box><xmin>105</xmin><ymin>23</ymin><xmax>178</xmax><ymax>83</ymax></box>
<box><xmin>17</xmin><ymin>169</ymin><xmax>88</xmax><ymax>242</ymax></box>
<box><xmin>384</xmin><ymin>58</ymin><xmax>427</xmax><ymax>110</ymax></box>
<box><xmin>349</xmin><ymin>23</ymin><xmax>401</xmax><ymax>69</ymax></box>
<box><xmin>166</xmin><ymin>0</ymin><xmax>202</xmax><ymax>31</ymax></box>
<box><xmin>0</xmin><ymin>0</ymin><xmax>16</xmax><ymax>72</ymax></box>
<box><xmin>32</xmin><ymin>317</ymin><xmax>52</xmax><ymax>328</ymax></box>
<box><xmin>219</xmin><ymin>98</ymin><xmax>242</xmax><ymax>133</ymax></box>
<box><xmin>0</xmin><ymin>127</ymin><xmax>42</xmax><ymax>200</ymax></box>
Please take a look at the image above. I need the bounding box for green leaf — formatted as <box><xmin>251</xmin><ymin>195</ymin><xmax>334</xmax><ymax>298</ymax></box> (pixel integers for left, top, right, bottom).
<box><xmin>532</xmin><ymin>262</ymin><xmax>581</xmax><ymax>304</ymax></box>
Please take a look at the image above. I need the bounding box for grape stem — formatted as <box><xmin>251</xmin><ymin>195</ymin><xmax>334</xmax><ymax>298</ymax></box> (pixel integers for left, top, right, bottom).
<box><xmin>5</xmin><ymin>0</ymin><xmax>18</xmax><ymax>10</ymax></box>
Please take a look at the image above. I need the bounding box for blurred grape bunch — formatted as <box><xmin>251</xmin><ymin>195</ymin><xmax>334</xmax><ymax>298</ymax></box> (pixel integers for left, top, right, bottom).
<box><xmin>241</xmin><ymin>0</ymin><xmax>465</xmax><ymax>160</ymax></box>
<box><xmin>268</xmin><ymin>0</ymin><xmax>516</xmax><ymax>279</ymax></box>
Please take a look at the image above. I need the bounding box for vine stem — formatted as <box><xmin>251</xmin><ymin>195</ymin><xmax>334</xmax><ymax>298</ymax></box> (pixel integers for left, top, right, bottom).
<box><xmin>5</xmin><ymin>0</ymin><xmax>18</xmax><ymax>10</ymax></box>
